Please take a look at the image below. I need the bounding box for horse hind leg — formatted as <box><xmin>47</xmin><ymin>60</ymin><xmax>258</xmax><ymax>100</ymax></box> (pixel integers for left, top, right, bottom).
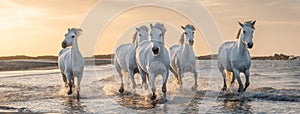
<box><xmin>220</xmin><ymin>69</ymin><xmax>227</xmax><ymax>91</ymax></box>
<box><xmin>61</xmin><ymin>73</ymin><xmax>68</xmax><ymax>88</ymax></box>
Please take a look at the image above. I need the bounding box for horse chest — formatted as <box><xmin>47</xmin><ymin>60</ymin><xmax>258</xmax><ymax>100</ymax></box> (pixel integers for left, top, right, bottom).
<box><xmin>231</xmin><ymin>58</ymin><xmax>250</xmax><ymax>72</ymax></box>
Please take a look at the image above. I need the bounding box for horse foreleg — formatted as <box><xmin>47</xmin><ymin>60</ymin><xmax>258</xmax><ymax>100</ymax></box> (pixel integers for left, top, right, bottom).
<box><xmin>129</xmin><ymin>70</ymin><xmax>136</xmax><ymax>89</ymax></box>
<box><xmin>170</xmin><ymin>67</ymin><xmax>179</xmax><ymax>84</ymax></box>
<box><xmin>191</xmin><ymin>69</ymin><xmax>198</xmax><ymax>91</ymax></box>
<box><xmin>75</xmin><ymin>73</ymin><xmax>82</xmax><ymax>100</ymax></box>
<box><xmin>149</xmin><ymin>73</ymin><xmax>156</xmax><ymax>100</ymax></box>
<box><xmin>233</xmin><ymin>69</ymin><xmax>243</xmax><ymax>92</ymax></box>
<box><xmin>243</xmin><ymin>70</ymin><xmax>250</xmax><ymax>92</ymax></box>
<box><xmin>140</xmin><ymin>70</ymin><xmax>148</xmax><ymax>90</ymax></box>
<box><xmin>115</xmin><ymin>63</ymin><xmax>124</xmax><ymax>93</ymax></box>
<box><xmin>178</xmin><ymin>68</ymin><xmax>183</xmax><ymax>86</ymax></box>
<box><xmin>162</xmin><ymin>71</ymin><xmax>169</xmax><ymax>102</ymax></box>
<box><xmin>66</xmin><ymin>73</ymin><xmax>73</xmax><ymax>95</ymax></box>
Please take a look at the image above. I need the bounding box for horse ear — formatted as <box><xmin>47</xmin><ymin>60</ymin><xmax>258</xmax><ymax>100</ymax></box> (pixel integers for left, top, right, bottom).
<box><xmin>150</xmin><ymin>23</ymin><xmax>153</xmax><ymax>29</ymax></box>
<box><xmin>136</xmin><ymin>27</ymin><xmax>139</xmax><ymax>31</ymax></box>
<box><xmin>252</xmin><ymin>20</ymin><xmax>256</xmax><ymax>26</ymax></box>
<box><xmin>238</xmin><ymin>21</ymin><xmax>244</xmax><ymax>27</ymax></box>
<box><xmin>68</xmin><ymin>28</ymin><xmax>70</xmax><ymax>32</ymax></box>
<box><xmin>181</xmin><ymin>26</ymin><xmax>185</xmax><ymax>30</ymax></box>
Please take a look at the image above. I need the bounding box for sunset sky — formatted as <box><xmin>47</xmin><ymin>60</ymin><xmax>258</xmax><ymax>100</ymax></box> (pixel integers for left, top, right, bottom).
<box><xmin>0</xmin><ymin>0</ymin><xmax>299</xmax><ymax>57</ymax></box>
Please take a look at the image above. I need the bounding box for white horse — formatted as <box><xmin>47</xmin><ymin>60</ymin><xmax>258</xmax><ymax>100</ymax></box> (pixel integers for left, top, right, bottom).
<box><xmin>218</xmin><ymin>20</ymin><xmax>256</xmax><ymax>92</ymax></box>
<box><xmin>114</xmin><ymin>26</ymin><xmax>149</xmax><ymax>93</ymax></box>
<box><xmin>58</xmin><ymin>28</ymin><xmax>84</xmax><ymax>99</ymax></box>
<box><xmin>170</xmin><ymin>24</ymin><xmax>198</xmax><ymax>91</ymax></box>
<box><xmin>135</xmin><ymin>23</ymin><xmax>170</xmax><ymax>101</ymax></box>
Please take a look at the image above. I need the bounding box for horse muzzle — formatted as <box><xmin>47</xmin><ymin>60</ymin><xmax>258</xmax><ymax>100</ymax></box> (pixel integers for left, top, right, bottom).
<box><xmin>189</xmin><ymin>40</ymin><xmax>194</xmax><ymax>46</ymax></box>
<box><xmin>62</xmin><ymin>41</ymin><xmax>67</xmax><ymax>48</ymax></box>
<box><xmin>247</xmin><ymin>43</ymin><xmax>253</xmax><ymax>49</ymax></box>
<box><xmin>152</xmin><ymin>47</ymin><xmax>159</xmax><ymax>55</ymax></box>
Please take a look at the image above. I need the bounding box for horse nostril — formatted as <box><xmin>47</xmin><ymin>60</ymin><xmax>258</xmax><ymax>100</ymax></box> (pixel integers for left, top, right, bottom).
<box><xmin>62</xmin><ymin>42</ymin><xmax>67</xmax><ymax>48</ymax></box>
<box><xmin>189</xmin><ymin>40</ymin><xmax>194</xmax><ymax>45</ymax></box>
<box><xmin>152</xmin><ymin>47</ymin><xmax>159</xmax><ymax>54</ymax></box>
<box><xmin>248</xmin><ymin>43</ymin><xmax>253</xmax><ymax>48</ymax></box>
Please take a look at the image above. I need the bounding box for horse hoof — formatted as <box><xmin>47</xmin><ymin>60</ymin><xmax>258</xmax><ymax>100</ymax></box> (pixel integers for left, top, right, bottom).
<box><xmin>191</xmin><ymin>86</ymin><xmax>197</xmax><ymax>91</ymax></box>
<box><xmin>67</xmin><ymin>90</ymin><xmax>72</xmax><ymax>95</ymax></box>
<box><xmin>221</xmin><ymin>87</ymin><xmax>227</xmax><ymax>91</ymax></box>
<box><xmin>151</xmin><ymin>94</ymin><xmax>157</xmax><ymax>100</ymax></box>
<box><xmin>119</xmin><ymin>87</ymin><xmax>124</xmax><ymax>93</ymax></box>
<box><xmin>238</xmin><ymin>89</ymin><xmax>243</xmax><ymax>93</ymax></box>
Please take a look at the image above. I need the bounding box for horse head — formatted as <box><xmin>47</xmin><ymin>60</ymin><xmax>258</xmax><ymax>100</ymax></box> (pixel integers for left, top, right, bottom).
<box><xmin>238</xmin><ymin>20</ymin><xmax>256</xmax><ymax>49</ymax></box>
<box><xmin>134</xmin><ymin>25</ymin><xmax>149</xmax><ymax>45</ymax></box>
<box><xmin>180</xmin><ymin>24</ymin><xmax>195</xmax><ymax>46</ymax></box>
<box><xmin>62</xmin><ymin>28</ymin><xmax>82</xmax><ymax>48</ymax></box>
<box><xmin>150</xmin><ymin>23</ymin><xmax>166</xmax><ymax>55</ymax></box>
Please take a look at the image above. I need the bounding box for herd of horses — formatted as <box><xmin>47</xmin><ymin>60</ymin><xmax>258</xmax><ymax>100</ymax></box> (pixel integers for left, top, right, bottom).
<box><xmin>58</xmin><ymin>20</ymin><xmax>256</xmax><ymax>101</ymax></box>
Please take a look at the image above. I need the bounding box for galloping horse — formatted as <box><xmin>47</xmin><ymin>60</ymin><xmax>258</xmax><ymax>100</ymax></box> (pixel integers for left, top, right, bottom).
<box><xmin>114</xmin><ymin>26</ymin><xmax>149</xmax><ymax>93</ymax></box>
<box><xmin>58</xmin><ymin>28</ymin><xmax>84</xmax><ymax>99</ymax></box>
<box><xmin>135</xmin><ymin>23</ymin><xmax>170</xmax><ymax>101</ymax></box>
<box><xmin>218</xmin><ymin>20</ymin><xmax>256</xmax><ymax>92</ymax></box>
<box><xmin>170</xmin><ymin>24</ymin><xmax>198</xmax><ymax>91</ymax></box>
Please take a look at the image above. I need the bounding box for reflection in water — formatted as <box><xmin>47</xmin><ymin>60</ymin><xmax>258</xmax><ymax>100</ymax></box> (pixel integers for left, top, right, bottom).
<box><xmin>62</xmin><ymin>97</ymin><xmax>86</xmax><ymax>113</ymax></box>
<box><xmin>221</xmin><ymin>99</ymin><xmax>252</xmax><ymax>113</ymax></box>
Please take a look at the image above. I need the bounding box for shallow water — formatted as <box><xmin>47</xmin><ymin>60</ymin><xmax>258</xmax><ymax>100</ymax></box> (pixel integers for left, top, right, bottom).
<box><xmin>0</xmin><ymin>60</ymin><xmax>299</xmax><ymax>113</ymax></box>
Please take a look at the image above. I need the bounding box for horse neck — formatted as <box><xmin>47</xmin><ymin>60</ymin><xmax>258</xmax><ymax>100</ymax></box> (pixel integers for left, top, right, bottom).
<box><xmin>237</xmin><ymin>35</ymin><xmax>248</xmax><ymax>56</ymax></box>
<box><xmin>181</xmin><ymin>38</ymin><xmax>194</xmax><ymax>56</ymax></box>
<box><xmin>71</xmin><ymin>37</ymin><xmax>83</xmax><ymax>62</ymax></box>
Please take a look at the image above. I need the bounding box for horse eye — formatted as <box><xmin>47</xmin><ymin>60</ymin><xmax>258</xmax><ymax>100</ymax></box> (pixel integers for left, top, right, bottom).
<box><xmin>243</xmin><ymin>31</ymin><xmax>246</xmax><ymax>34</ymax></box>
<box><xmin>139</xmin><ymin>34</ymin><xmax>142</xmax><ymax>36</ymax></box>
<box><xmin>159</xmin><ymin>34</ymin><xmax>162</xmax><ymax>37</ymax></box>
<box><xmin>192</xmin><ymin>32</ymin><xmax>194</xmax><ymax>34</ymax></box>
<box><xmin>71</xmin><ymin>35</ymin><xmax>75</xmax><ymax>38</ymax></box>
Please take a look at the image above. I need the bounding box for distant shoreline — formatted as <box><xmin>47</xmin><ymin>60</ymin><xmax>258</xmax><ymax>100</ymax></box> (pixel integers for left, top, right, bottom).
<box><xmin>0</xmin><ymin>53</ymin><xmax>298</xmax><ymax>72</ymax></box>
<box><xmin>0</xmin><ymin>53</ymin><xmax>298</xmax><ymax>61</ymax></box>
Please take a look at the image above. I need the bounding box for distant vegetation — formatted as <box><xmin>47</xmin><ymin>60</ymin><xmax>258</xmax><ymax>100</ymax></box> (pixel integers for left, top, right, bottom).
<box><xmin>0</xmin><ymin>53</ymin><xmax>298</xmax><ymax>60</ymax></box>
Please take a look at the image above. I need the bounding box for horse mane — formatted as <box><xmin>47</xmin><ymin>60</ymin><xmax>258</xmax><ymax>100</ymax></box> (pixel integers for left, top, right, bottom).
<box><xmin>179</xmin><ymin>33</ymin><xmax>185</xmax><ymax>45</ymax></box>
<box><xmin>236</xmin><ymin>20</ymin><xmax>256</xmax><ymax>39</ymax></box>
<box><xmin>244</xmin><ymin>21</ymin><xmax>255</xmax><ymax>30</ymax></box>
<box><xmin>132</xmin><ymin>32</ymin><xmax>137</xmax><ymax>44</ymax></box>
<box><xmin>236</xmin><ymin>28</ymin><xmax>241</xmax><ymax>39</ymax></box>
<box><xmin>139</xmin><ymin>25</ymin><xmax>149</xmax><ymax>32</ymax></box>
<box><xmin>184</xmin><ymin>24</ymin><xmax>195</xmax><ymax>30</ymax></box>
<box><xmin>69</xmin><ymin>28</ymin><xmax>83</xmax><ymax>36</ymax></box>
